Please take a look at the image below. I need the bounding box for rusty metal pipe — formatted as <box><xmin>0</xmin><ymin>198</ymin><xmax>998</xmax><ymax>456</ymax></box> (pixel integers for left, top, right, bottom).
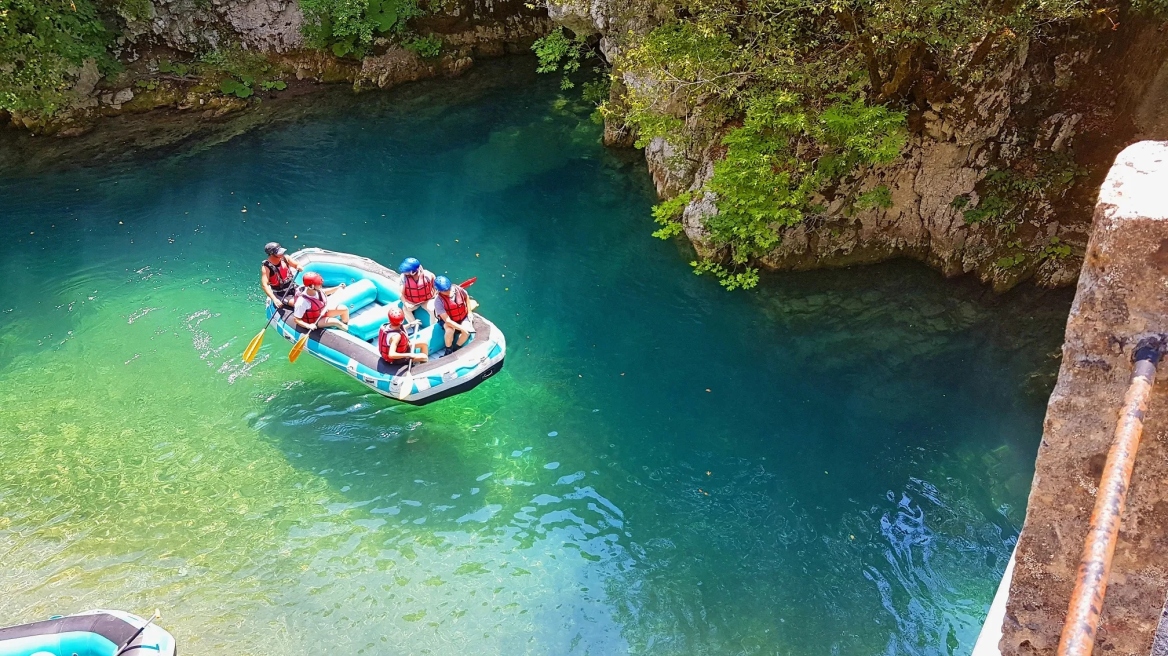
<box><xmin>1058</xmin><ymin>336</ymin><xmax>1165</xmax><ymax>656</ymax></box>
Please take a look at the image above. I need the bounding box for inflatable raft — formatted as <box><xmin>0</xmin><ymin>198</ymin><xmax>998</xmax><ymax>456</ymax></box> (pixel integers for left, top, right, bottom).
<box><xmin>0</xmin><ymin>610</ymin><xmax>176</xmax><ymax>656</ymax></box>
<box><xmin>267</xmin><ymin>248</ymin><xmax>506</xmax><ymax>405</ymax></box>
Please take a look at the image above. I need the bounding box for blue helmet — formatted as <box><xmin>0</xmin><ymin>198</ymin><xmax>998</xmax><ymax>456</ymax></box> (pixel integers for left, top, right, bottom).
<box><xmin>434</xmin><ymin>276</ymin><xmax>452</xmax><ymax>292</ymax></box>
<box><xmin>398</xmin><ymin>257</ymin><xmax>421</xmax><ymax>274</ymax></box>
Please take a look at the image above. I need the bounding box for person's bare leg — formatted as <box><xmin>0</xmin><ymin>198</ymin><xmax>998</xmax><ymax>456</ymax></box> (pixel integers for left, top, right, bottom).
<box><xmin>320</xmin><ymin>308</ymin><xmax>349</xmax><ymax>330</ymax></box>
<box><xmin>402</xmin><ymin>302</ymin><xmax>417</xmax><ymax>324</ymax></box>
<box><xmin>455</xmin><ymin>325</ymin><xmax>470</xmax><ymax>346</ymax></box>
<box><xmin>444</xmin><ymin>323</ymin><xmax>456</xmax><ymax>349</ymax></box>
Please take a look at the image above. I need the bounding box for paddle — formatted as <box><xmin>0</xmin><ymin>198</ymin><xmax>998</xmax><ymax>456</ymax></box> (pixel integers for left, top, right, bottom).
<box><xmin>395</xmin><ymin>321</ymin><xmax>421</xmax><ymax>401</ymax></box>
<box><xmin>115</xmin><ymin>609</ymin><xmax>160</xmax><ymax>656</ymax></box>
<box><xmin>459</xmin><ymin>277</ymin><xmax>476</xmax><ymax>288</ymax></box>
<box><xmin>288</xmin><ymin>332</ymin><xmax>310</xmax><ymax>363</ymax></box>
<box><xmin>242</xmin><ymin>291</ymin><xmax>292</xmax><ymax>363</ymax></box>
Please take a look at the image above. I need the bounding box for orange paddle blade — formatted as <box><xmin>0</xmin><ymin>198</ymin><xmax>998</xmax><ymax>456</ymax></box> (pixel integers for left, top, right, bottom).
<box><xmin>288</xmin><ymin>333</ymin><xmax>309</xmax><ymax>362</ymax></box>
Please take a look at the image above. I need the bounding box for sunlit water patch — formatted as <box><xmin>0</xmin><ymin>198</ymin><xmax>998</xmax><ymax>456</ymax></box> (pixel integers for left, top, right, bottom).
<box><xmin>0</xmin><ymin>60</ymin><xmax>1071</xmax><ymax>654</ymax></box>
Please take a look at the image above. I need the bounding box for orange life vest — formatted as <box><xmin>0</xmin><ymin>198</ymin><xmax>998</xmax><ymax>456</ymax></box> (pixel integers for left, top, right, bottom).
<box><xmin>263</xmin><ymin>258</ymin><xmax>293</xmax><ymax>289</ymax></box>
<box><xmin>297</xmin><ymin>290</ymin><xmax>327</xmax><ymax>323</ymax></box>
<box><xmin>402</xmin><ymin>270</ymin><xmax>435</xmax><ymax>304</ymax></box>
<box><xmin>440</xmin><ymin>286</ymin><xmax>469</xmax><ymax>323</ymax></box>
<box><xmin>378</xmin><ymin>324</ymin><xmax>412</xmax><ymax>361</ymax></box>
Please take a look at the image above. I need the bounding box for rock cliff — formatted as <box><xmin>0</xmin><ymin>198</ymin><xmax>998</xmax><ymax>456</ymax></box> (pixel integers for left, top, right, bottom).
<box><xmin>5</xmin><ymin>0</ymin><xmax>551</xmax><ymax>137</ymax></box>
<box><xmin>543</xmin><ymin>0</ymin><xmax>1168</xmax><ymax>290</ymax></box>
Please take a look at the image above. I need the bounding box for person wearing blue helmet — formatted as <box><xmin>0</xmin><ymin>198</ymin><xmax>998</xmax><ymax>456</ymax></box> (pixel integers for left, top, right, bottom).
<box><xmin>433</xmin><ymin>275</ymin><xmax>474</xmax><ymax>352</ymax></box>
<box><xmin>397</xmin><ymin>257</ymin><xmax>436</xmax><ymax>324</ymax></box>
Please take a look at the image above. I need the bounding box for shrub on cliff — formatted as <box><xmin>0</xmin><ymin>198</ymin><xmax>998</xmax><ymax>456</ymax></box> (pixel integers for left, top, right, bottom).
<box><xmin>538</xmin><ymin>0</ymin><xmax>1168</xmax><ymax>287</ymax></box>
<box><xmin>299</xmin><ymin>0</ymin><xmax>421</xmax><ymax>57</ymax></box>
<box><xmin>0</xmin><ymin>0</ymin><xmax>113</xmax><ymax>118</ymax></box>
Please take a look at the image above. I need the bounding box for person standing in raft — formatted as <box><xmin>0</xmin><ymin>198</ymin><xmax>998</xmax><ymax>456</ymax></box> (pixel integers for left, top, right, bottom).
<box><xmin>433</xmin><ymin>276</ymin><xmax>474</xmax><ymax>352</ymax></box>
<box><xmin>379</xmin><ymin>306</ymin><xmax>428</xmax><ymax>365</ymax></box>
<box><xmin>294</xmin><ymin>272</ymin><xmax>350</xmax><ymax>332</ymax></box>
<box><xmin>397</xmin><ymin>257</ymin><xmax>436</xmax><ymax>324</ymax></box>
<box><xmin>261</xmin><ymin>242</ymin><xmax>302</xmax><ymax>308</ymax></box>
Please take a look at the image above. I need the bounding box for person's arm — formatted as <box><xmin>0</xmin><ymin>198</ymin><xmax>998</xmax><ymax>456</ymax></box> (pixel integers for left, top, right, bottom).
<box><xmin>322</xmin><ymin>283</ymin><xmax>347</xmax><ymax>296</ymax></box>
<box><xmin>261</xmin><ymin>265</ymin><xmax>281</xmax><ymax>305</ymax></box>
<box><xmin>384</xmin><ymin>333</ymin><xmax>427</xmax><ymax>361</ymax></box>
<box><xmin>283</xmin><ymin>254</ymin><xmax>303</xmax><ymax>273</ymax></box>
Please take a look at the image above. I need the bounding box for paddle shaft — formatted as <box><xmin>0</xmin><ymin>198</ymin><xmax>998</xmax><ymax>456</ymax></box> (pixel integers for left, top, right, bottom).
<box><xmin>115</xmin><ymin>610</ymin><xmax>160</xmax><ymax>655</ymax></box>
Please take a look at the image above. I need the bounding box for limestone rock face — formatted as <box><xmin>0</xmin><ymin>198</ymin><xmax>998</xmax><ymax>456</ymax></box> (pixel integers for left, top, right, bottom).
<box><xmin>543</xmin><ymin>0</ymin><xmax>1168</xmax><ymax>289</ymax></box>
<box><xmin>1002</xmin><ymin>140</ymin><xmax>1168</xmax><ymax>655</ymax></box>
<box><xmin>120</xmin><ymin>0</ymin><xmax>304</xmax><ymax>53</ymax></box>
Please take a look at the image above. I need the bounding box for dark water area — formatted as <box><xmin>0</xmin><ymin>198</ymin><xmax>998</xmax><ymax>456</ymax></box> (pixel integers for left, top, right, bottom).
<box><xmin>0</xmin><ymin>59</ymin><xmax>1072</xmax><ymax>654</ymax></box>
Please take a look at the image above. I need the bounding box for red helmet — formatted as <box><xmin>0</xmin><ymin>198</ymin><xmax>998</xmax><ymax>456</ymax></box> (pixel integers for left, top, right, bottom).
<box><xmin>387</xmin><ymin>306</ymin><xmax>405</xmax><ymax>325</ymax></box>
<box><xmin>303</xmin><ymin>272</ymin><xmax>323</xmax><ymax>287</ymax></box>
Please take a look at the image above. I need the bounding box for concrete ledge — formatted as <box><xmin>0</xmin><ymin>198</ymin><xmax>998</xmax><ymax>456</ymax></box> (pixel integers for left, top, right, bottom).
<box><xmin>1001</xmin><ymin>140</ymin><xmax>1168</xmax><ymax>655</ymax></box>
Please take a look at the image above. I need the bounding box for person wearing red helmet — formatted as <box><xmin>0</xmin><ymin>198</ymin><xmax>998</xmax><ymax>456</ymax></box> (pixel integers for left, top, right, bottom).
<box><xmin>293</xmin><ymin>271</ymin><xmax>350</xmax><ymax>332</ymax></box>
<box><xmin>378</xmin><ymin>306</ymin><xmax>428</xmax><ymax>364</ymax></box>
<box><xmin>260</xmin><ymin>241</ymin><xmax>303</xmax><ymax>308</ymax></box>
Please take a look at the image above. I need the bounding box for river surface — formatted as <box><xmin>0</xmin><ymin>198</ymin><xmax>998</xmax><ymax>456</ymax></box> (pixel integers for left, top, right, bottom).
<box><xmin>0</xmin><ymin>61</ymin><xmax>1072</xmax><ymax>655</ymax></box>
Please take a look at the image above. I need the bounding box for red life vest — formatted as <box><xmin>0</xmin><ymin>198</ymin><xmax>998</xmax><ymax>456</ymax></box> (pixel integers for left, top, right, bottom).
<box><xmin>440</xmin><ymin>286</ymin><xmax>469</xmax><ymax>323</ymax></box>
<box><xmin>378</xmin><ymin>324</ymin><xmax>412</xmax><ymax>361</ymax></box>
<box><xmin>402</xmin><ymin>270</ymin><xmax>435</xmax><ymax>304</ymax></box>
<box><xmin>296</xmin><ymin>290</ymin><xmax>327</xmax><ymax>324</ymax></box>
<box><xmin>263</xmin><ymin>258</ymin><xmax>293</xmax><ymax>288</ymax></box>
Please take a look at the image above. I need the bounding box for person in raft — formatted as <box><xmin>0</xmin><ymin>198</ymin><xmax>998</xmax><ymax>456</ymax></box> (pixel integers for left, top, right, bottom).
<box><xmin>433</xmin><ymin>276</ymin><xmax>474</xmax><ymax>351</ymax></box>
<box><xmin>397</xmin><ymin>257</ymin><xmax>436</xmax><ymax>324</ymax></box>
<box><xmin>293</xmin><ymin>272</ymin><xmax>350</xmax><ymax>332</ymax></box>
<box><xmin>261</xmin><ymin>241</ymin><xmax>302</xmax><ymax>308</ymax></box>
<box><xmin>379</xmin><ymin>306</ymin><xmax>428</xmax><ymax>365</ymax></box>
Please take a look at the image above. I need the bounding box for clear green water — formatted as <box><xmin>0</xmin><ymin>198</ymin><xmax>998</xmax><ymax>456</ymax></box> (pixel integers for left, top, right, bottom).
<box><xmin>0</xmin><ymin>61</ymin><xmax>1071</xmax><ymax>655</ymax></box>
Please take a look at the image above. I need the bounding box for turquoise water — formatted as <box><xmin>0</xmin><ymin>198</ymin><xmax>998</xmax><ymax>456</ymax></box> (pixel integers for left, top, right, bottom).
<box><xmin>0</xmin><ymin>61</ymin><xmax>1071</xmax><ymax>654</ymax></box>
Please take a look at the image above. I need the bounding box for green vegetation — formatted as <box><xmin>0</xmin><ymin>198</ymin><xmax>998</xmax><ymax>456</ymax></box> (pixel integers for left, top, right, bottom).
<box><xmin>298</xmin><ymin>0</ymin><xmax>421</xmax><ymax>58</ymax></box>
<box><xmin>954</xmin><ymin>154</ymin><xmax>1085</xmax><ymax>230</ymax></box>
<box><xmin>0</xmin><ymin>0</ymin><xmax>113</xmax><ymax>117</ymax></box>
<box><xmin>404</xmin><ymin>33</ymin><xmax>442</xmax><ymax>58</ymax></box>
<box><xmin>200</xmin><ymin>48</ymin><xmax>287</xmax><ymax>98</ymax></box>
<box><xmin>535</xmin><ymin>0</ymin><xmax>1163</xmax><ymax>287</ymax></box>
<box><xmin>532</xmin><ymin>27</ymin><xmax>593</xmax><ymax>89</ymax></box>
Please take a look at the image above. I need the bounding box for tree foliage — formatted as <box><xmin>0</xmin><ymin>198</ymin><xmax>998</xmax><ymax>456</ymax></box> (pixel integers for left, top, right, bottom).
<box><xmin>532</xmin><ymin>27</ymin><xmax>594</xmax><ymax>89</ymax></box>
<box><xmin>0</xmin><ymin>0</ymin><xmax>112</xmax><ymax>117</ymax></box>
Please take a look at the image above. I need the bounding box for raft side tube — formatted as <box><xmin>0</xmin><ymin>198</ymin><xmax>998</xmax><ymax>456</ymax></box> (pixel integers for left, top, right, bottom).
<box><xmin>0</xmin><ymin>610</ymin><xmax>176</xmax><ymax>656</ymax></box>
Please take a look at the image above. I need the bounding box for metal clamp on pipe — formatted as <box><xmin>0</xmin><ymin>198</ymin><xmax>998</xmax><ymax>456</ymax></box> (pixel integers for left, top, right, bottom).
<box><xmin>1058</xmin><ymin>334</ymin><xmax>1166</xmax><ymax>656</ymax></box>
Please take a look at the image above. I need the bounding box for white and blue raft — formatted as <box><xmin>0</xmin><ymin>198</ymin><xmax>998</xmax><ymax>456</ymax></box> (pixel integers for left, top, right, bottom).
<box><xmin>267</xmin><ymin>248</ymin><xmax>506</xmax><ymax>405</ymax></box>
<box><xmin>0</xmin><ymin>609</ymin><xmax>176</xmax><ymax>656</ymax></box>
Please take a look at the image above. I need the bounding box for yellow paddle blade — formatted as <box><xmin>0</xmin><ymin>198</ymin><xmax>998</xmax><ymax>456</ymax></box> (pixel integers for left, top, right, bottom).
<box><xmin>242</xmin><ymin>329</ymin><xmax>266</xmax><ymax>363</ymax></box>
<box><xmin>289</xmin><ymin>333</ymin><xmax>309</xmax><ymax>363</ymax></box>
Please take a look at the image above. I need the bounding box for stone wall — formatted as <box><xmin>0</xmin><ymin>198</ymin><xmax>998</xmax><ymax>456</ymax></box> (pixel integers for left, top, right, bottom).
<box><xmin>1001</xmin><ymin>140</ymin><xmax>1168</xmax><ymax>655</ymax></box>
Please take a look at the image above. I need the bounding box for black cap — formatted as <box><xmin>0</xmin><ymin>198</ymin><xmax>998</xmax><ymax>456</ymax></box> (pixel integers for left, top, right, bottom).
<box><xmin>264</xmin><ymin>242</ymin><xmax>286</xmax><ymax>256</ymax></box>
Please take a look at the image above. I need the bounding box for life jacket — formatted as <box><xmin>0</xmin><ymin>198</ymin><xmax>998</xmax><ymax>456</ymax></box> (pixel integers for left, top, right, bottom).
<box><xmin>262</xmin><ymin>258</ymin><xmax>293</xmax><ymax>289</ymax></box>
<box><xmin>440</xmin><ymin>286</ymin><xmax>469</xmax><ymax>323</ymax></box>
<box><xmin>402</xmin><ymin>270</ymin><xmax>435</xmax><ymax>304</ymax></box>
<box><xmin>297</xmin><ymin>289</ymin><xmax>327</xmax><ymax>324</ymax></box>
<box><xmin>378</xmin><ymin>323</ymin><xmax>412</xmax><ymax>361</ymax></box>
